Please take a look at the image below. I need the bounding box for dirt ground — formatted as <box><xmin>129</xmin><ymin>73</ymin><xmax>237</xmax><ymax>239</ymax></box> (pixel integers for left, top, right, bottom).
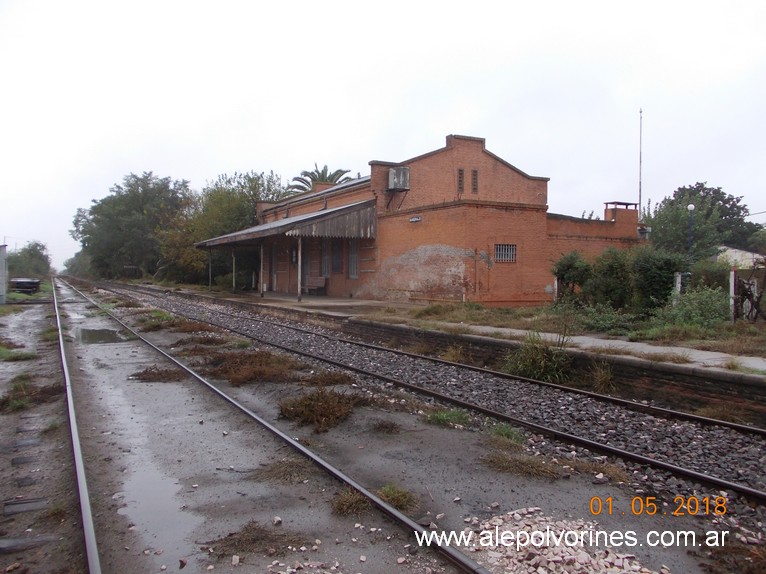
<box><xmin>0</xmin><ymin>287</ymin><xmax>748</xmax><ymax>573</ymax></box>
<box><xmin>0</xmin><ymin>302</ymin><xmax>85</xmax><ymax>573</ymax></box>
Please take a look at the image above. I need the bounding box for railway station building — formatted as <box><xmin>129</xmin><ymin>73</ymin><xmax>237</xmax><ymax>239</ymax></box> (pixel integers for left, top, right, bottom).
<box><xmin>195</xmin><ymin>135</ymin><xmax>645</xmax><ymax>306</ymax></box>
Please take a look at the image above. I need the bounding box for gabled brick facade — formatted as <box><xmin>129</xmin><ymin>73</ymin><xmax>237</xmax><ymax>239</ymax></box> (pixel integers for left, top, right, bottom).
<box><xmin>200</xmin><ymin>135</ymin><xmax>643</xmax><ymax>306</ymax></box>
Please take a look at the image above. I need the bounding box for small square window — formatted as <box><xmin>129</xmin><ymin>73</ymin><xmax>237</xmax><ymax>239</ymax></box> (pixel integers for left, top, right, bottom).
<box><xmin>494</xmin><ymin>243</ymin><xmax>517</xmax><ymax>262</ymax></box>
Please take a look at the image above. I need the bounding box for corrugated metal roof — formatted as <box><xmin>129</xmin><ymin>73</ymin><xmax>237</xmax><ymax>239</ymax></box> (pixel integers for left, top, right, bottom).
<box><xmin>195</xmin><ymin>200</ymin><xmax>376</xmax><ymax>248</ymax></box>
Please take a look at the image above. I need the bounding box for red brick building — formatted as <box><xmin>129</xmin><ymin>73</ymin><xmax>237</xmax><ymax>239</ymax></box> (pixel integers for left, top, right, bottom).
<box><xmin>196</xmin><ymin>135</ymin><xmax>643</xmax><ymax>305</ymax></box>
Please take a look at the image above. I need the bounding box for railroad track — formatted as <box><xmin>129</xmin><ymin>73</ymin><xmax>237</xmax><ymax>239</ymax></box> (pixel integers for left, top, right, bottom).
<box><xmin>89</xmin><ymin>280</ymin><xmax>766</xmax><ymax>508</ymax></box>
<box><xmin>54</xmin><ymin>279</ymin><xmax>491</xmax><ymax>573</ymax></box>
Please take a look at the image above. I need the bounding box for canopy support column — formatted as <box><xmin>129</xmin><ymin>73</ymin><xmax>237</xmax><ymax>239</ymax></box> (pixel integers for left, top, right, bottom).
<box><xmin>207</xmin><ymin>250</ymin><xmax>212</xmax><ymax>291</ymax></box>
<box><xmin>297</xmin><ymin>237</ymin><xmax>303</xmax><ymax>302</ymax></box>
<box><xmin>231</xmin><ymin>251</ymin><xmax>236</xmax><ymax>292</ymax></box>
<box><xmin>259</xmin><ymin>244</ymin><xmax>265</xmax><ymax>297</ymax></box>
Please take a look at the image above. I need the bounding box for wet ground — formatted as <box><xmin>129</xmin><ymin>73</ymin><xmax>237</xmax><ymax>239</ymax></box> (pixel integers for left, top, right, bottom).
<box><xmin>0</xmin><ymin>285</ymin><xmax>734</xmax><ymax>573</ymax></box>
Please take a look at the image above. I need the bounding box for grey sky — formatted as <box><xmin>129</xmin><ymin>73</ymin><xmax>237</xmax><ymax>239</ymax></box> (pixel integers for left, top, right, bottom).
<box><xmin>1</xmin><ymin>0</ymin><xmax>764</xmax><ymax>270</ymax></box>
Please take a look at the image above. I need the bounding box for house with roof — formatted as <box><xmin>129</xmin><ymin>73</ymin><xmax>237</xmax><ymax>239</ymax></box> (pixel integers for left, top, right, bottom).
<box><xmin>195</xmin><ymin>135</ymin><xmax>644</xmax><ymax>306</ymax></box>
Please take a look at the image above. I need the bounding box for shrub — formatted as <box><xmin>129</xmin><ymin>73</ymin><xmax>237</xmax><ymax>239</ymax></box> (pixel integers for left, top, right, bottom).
<box><xmin>583</xmin><ymin>248</ymin><xmax>633</xmax><ymax>309</ymax></box>
<box><xmin>632</xmin><ymin>246</ymin><xmax>686</xmax><ymax>311</ymax></box>
<box><xmin>502</xmin><ymin>332</ymin><xmax>571</xmax><ymax>383</ymax></box>
<box><xmin>425</xmin><ymin>409</ymin><xmax>470</xmax><ymax>427</ymax></box>
<box><xmin>579</xmin><ymin>304</ymin><xmax>639</xmax><ymax>336</ymax></box>
<box><xmin>651</xmin><ymin>286</ymin><xmax>730</xmax><ymax>329</ymax></box>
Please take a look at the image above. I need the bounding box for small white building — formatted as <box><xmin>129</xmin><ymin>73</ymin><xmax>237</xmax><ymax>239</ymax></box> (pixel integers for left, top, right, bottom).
<box><xmin>715</xmin><ymin>246</ymin><xmax>764</xmax><ymax>269</ymax></box>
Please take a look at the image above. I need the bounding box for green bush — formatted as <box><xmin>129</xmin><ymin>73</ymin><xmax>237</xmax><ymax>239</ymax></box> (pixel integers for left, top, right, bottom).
<box><xmin>580</xmin><ymin>304</ymin><xmax>639</xmax><ymax>335</ymax></box>
<box><xmin>583</xmin><ymin>248</ymin><xmax>633</xmax><ymax>309</ymax></box>
<box><xmin>689</xmin><ymin>258</ymin><xmax>730</xmax><ymax>290</ymax></box>
<box><xmin>502</xmin><ymin>332</ymin><xmax>571</xmax><ymax>383</ymax></box>
<box><xmin>650</xmin><ymin>286</ymin><xmax>730</xmax><ymax>329</ymax></box>
<box><xmin>632</xmin><ymin>247</ymin><xmax>686</xmax><ymax>311</ymax></box>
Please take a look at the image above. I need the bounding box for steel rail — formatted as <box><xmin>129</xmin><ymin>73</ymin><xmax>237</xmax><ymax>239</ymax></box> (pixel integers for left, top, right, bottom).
<box><xmin>102</xmin><ymin>281</ymin><xmax>766</xmax><ymax>437</ymax></box>
<box><xmin>52</xmin><ymin>280</ymin><xmax>102</xmax><ymax>574</ymax></box>
<box><xmin>60</xmin><ymin>279</ymin><xmax>492</xmax><ymax>574</ymax></box>
<box><xmin>213</xmin><ymin>317</ymin><xmax>766</xmax><ymax>505</ymax></box>
<box><xmin>85</xmin><ymin>281</ymin><xmax>766</xmax><ymax>502</ymax></box>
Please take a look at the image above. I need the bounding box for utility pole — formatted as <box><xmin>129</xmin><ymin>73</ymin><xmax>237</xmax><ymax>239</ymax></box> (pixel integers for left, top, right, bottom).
<box><xmin>638</xmin><ymin>108</ymin><xmax>643</xmax><ymax>219</ymax></box>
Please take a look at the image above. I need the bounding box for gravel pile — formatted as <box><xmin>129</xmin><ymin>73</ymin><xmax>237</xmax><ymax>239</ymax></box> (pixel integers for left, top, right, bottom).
<box><xmin>461</xmin><ymin>507</ymin><xmax>671</xmax><ymax>574</ymax></box>
<box><xmin>108</xmin><ymin>287</ymin><xmax>766</xmax><ymax>539</ymax></box>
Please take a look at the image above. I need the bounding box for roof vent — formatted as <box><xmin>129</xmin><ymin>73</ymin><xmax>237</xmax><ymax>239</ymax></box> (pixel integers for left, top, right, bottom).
<box><xmin>388</xmin><ymin>167</ymin><xmax>410</xmax><ymax>192</ymax></box>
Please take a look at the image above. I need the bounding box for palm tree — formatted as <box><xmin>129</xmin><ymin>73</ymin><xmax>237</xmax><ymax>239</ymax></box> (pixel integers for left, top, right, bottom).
<box><xmin>287</xmin><ymin>163</ymin><xmax>352</xmax><ymax>192</ymax></box>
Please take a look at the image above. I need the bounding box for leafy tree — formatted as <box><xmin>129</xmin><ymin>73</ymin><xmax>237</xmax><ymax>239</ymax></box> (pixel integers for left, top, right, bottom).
<box><xmin>749</xmin><ymin>228</ymin><xmax>766</xmax><ymax>255</ymax></box>
<box><xmin>71</xmin><ymin>172</ymin><xmax>191</xmax><ymax>278</ymax></box>
<box><xmin>155</xmin><ymin>171</ymin><xmax>292</xmax><ymax>283</ymax></box>
<box><xmin>644</xmin><ymin>187</ymin><xmax>722</xmax><ymax>262</ymax></box>
<box><xmin>63</xmin><ymin>251</ymin><xmax>93</xmax><ymax>278</ymax></box>
<box><xmin>287</xmin><ymin>163</ymin><xmax>352</xmax><ymax>192</ymax></box>
<box><xmin>583</xmin><ymin>248</ymin><xmax>633</xmax><ymax>309</ymax></box>
<box><xmin>645</xmin><ymin>183</ymin><xmax>762</xmax><ymax>259</ymax></box>
<box><xmin>551</xmin><ymin>251</ymin><xmax>591</xmax><ymax>301</ymax></box>
<box><xmin>6</xmin><ymin>241</ymin><xmax>51</xmax><ymax>277</ymax></box>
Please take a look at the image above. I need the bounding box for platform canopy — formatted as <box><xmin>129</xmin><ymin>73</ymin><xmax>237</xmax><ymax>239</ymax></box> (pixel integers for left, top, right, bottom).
<box><xmin>195</xmin><ymin>200</ymin><xmax>377</xmax><ymax>249</ymax></box>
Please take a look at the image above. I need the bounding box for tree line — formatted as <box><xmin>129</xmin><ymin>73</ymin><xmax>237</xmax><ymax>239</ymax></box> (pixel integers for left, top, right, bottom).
<box><xmin>65</xmin><ymin>166</ymin><xmax>352</xmax><ymax>283</ymax></box>
<box><xmin>60</xmin><ymin>176</ymin><xmax>764</xmax><ymax>288</ymax></box>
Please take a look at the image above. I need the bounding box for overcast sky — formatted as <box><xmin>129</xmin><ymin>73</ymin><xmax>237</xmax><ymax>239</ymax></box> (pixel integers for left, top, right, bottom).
<box><xmin>2</xmin><ymin>0</ymin><xmax>765</xmax><ymax>270</ymax></box>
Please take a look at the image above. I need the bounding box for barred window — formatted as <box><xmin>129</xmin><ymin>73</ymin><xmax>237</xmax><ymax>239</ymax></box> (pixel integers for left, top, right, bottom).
<box><xmin>471</xmin><ymin>169</ymin><xmax>478</xmax><ymax>193</ymax></box>
<box><xmin>457</xmin><ymin>169</ymin><xmax>464</xmax><ymax>194</ymax></box>
<box><xmin>494</xmin><ymin>243</ymin><xmax>517</xmax><ymax>262</ymax></box>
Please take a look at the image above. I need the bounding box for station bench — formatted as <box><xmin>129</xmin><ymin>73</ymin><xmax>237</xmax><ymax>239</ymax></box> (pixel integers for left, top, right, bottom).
<box><xmin>302</xmin><ymin>276</ymin><xmax>326</xmax><ymax>295</ymax></box>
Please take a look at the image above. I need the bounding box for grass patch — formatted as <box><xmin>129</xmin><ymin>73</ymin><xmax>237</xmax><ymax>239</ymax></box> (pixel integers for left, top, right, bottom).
<box><xmin>303</xmin><ymin>370</ymin><xmax>355</xmax><ymax>387</ymax></box>
<box><xmin>331</xmin><ymin>487</ymin><xmax>372</xmax><ymax>516</ymax></box>
<box><xmin>0</xmin><ymin>305</ymin><xmax>24</xmax><ymax>317</ymax></box>
<box><xmin>425</xmin><ymin>409</ymin><xmax>470</xmax><ymax>427</ymax></box>
<box><xmin>204</xmin><ymin>350</ymin><xmax>305</xmax><ymax>386</ymax></box>
<box><xmin>589</xmin><ymin>361</ymin><xmax>615</xmax><ymax>394</ymax></box>
<box><xmin>639</xmin><ymin>351</ymin><xmax>691</xmax><ymax>364</ymax></box>
<box><xmin>40</xmin><ymin>326</ymin><xmax>59</xmax><ymax>342</ymax></box>
<box><xmin>706</xmin><ymin>539</ymin><xmax>766</xmax><ymax>574</ymax></box>
<box><xmin>42</xmin><ymin>420</ymin><xmax>61</xmax><ymax>434</ymax></box>
<box><xmin>46</xmin><ymin>502</ymin><xmax>67</xmax><ymax>522</ymax></box>
<box><xmin>129</xmin><ymin>365</ymin><xmax>186</xmax><ymax>382</ymax></box>
<box><xmin>406</xmin><ymin>341</ymin><xmax>436</xmax><ymax>356</ymax></box>
<box><xmin>376</xmin><ymin>483</ymin><xmax>416</xmax><ymax>512</ymax></box>
<box><xmin>0</xmin><ymin>346</ymin><xmax>37</xmax><ymax>361</ymax></box>
<box><xmin>0</xmin><ymin>336</ymin><xmax>24</xmax><ymax>349</ymax></box>
<box><xmin>174</xmin><ymin>334</ymin><xmax>228</xmax><ymax>346</ymax></box>
<box><xmin>251</xmin><ymin>457</ymin><xmax>315</xmax><ymax>484</ymax></box>
<box><xmin>135</xmin><ymin>309</ymin><xmax>177</xmax><ymax>331</ymax></box>
<box><xmin>203</xmin><ymin>520</ymin><xmax>304</xmax><ymax>559</ymax></box>
<box><xmin>489</xmin><ymin>423</ymin><xmax>526</xmax><ymax>443</ymax></box>
<box><xmin>501</xmin><ymin>331</ymin><xmax>571</xmax><ymax>383</ymax></box>
<box><xmin>693</xmin><ymin>403</ymin><xmax>750</xmax><ymax>424</ymax></box>
<box><xmin>567</xmin><ymin>460</ymin><xmax>632</xmax><ymax>484</ymax></box>
<box><xmin>440</xmin><ymin>344</ymin><xmax>468</xmax><ymax>363</ymax></box>
<box><xmin>482</xmin><ymin>452</ymin><xmax>562</xmax><ymax>478</ymax></box>
<box><xmin>279</xmin><ymin>388</ymin><xmax>365</xmax><ymax>433</ymax></box>
<box><xmin>0</xmin><ymin>380</ymin><xmax>64</xmax><ymax>412</ymax></box>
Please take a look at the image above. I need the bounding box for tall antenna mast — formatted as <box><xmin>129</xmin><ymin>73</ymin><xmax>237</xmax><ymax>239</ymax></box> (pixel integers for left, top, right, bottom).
<box><xmin>638</xmin><ymin>108</ymin><xmax>643</xmax><ymax>220</ymax></box>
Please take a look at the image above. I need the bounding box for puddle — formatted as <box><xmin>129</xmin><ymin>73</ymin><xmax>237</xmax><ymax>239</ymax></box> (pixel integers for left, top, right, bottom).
<box><xmin>118</xmin><ymin>464</ymin><xmax>203</xmax><ymax>556</ymax></box>
<box><xmin>76</xmin><ymin>328</ymin><xmax>126</xmax><ymax>344</ymax></box>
